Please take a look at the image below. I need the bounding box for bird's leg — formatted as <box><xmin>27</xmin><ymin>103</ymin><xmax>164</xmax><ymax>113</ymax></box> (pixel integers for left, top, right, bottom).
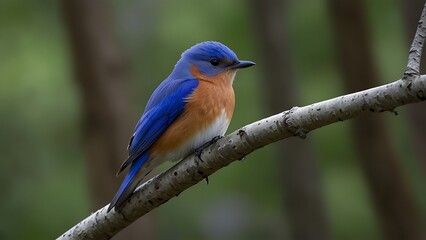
<box><xmin>194</xmin><ymin>135</ymin><xmax>223</xmax><ymax>161</ymax></box>
<box><xmin>194</xmin><ymin>136</ymin><xmax>223</xmax><ymax>184</ymax></box>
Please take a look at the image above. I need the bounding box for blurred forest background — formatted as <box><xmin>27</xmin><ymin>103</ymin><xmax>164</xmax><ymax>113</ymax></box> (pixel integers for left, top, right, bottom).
<box><xmin>0</xmin><ymin>0</ymin><xmax>425</xmax><ymax>239</ymax></box>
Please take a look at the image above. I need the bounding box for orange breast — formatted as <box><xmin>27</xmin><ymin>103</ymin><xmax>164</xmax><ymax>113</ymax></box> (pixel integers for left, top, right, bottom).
<box><xmin>149</xmin><ymin>65</ymin><xmax>236</xmax><ymax>156</ymax></box>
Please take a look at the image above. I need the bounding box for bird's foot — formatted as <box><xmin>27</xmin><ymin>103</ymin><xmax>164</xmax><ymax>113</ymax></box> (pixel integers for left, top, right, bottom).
<box><xmin>194</xmin><ymin>135</ymin><xmax>223</xmax><ymax>161</ymax></box>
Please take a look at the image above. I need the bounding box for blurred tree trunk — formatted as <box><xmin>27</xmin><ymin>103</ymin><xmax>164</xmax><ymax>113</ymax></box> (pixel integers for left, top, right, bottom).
<box><xmin>249</xmin><ymin>1</ymin><xmax>331</xmax><ymax>239</ymax></box>
<box><xmin>328</xmin><ymin>1</ymin><xmax>426</xmax><ymax>240</ymax></box>
<box><xmin>61</xmin><ymin>0</ymin><xmax>155</xmax><ymax>239</ymax></box>
<box><xmin>401</xmin><ymin>0</ymin><xmax>426</xmax><ymax>174</ymax></box>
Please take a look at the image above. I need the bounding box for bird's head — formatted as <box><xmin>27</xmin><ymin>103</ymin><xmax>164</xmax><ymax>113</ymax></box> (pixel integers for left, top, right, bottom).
<box><xmin>173</xmin><ymin>41</ymin><xmax>255</xmax><ymax>81</ymax></box>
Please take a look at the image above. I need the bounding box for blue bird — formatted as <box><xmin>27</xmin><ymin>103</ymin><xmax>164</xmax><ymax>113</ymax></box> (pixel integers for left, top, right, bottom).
<box><xmin>108</xmin><ymin>41</ymin><xmax>255</xmax><ymax>212</ymax></box>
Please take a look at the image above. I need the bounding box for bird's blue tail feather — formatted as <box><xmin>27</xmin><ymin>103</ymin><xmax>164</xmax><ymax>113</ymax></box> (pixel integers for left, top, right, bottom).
<box><xmin>107</xmin><ymin>154</ymin><xmax>149</xmax><ymax>212</ymax></box>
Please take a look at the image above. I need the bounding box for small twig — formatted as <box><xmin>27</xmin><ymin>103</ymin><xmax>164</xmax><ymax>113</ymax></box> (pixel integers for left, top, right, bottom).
<box><xmin>403</xmin><ymin>2</ymin><xmax>426</xmax><ymax>81</ymax></box>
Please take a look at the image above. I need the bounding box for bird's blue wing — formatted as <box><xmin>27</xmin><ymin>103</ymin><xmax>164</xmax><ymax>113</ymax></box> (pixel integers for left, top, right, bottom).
<box><xmin>116</xmin><ymin>78</ymin><xmax>199</xmax><ymax>175</ymax></box>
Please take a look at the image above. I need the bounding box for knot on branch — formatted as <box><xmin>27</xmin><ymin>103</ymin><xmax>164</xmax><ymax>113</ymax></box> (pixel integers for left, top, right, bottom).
<box><xmin>283</xmin><ymin>107</ymin><xmax>308</xmax><ymax>139</ymax></box>
<box><xmin>403</xmin><ymin>66</ymin><xmax>419</xmax><ymax>82</ymax></box>
<box><xmin>417</xmin><ymin>89</ymin><xmax>426</xmax><ymax>100</ymax></box>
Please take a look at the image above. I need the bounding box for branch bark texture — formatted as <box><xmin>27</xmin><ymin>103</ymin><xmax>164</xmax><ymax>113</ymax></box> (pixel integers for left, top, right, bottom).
<box><xmin>404</xmin><ymin>3</ymin><xmax>426</xmax><ymax>80</ymax></box>
<box><xmin>59</xmin><ymin>74</ymin><xmax>426</xmax><ymax>240</ymax></box>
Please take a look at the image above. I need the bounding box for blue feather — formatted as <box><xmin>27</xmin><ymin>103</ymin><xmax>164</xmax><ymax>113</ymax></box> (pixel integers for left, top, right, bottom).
<box><xmin>108</xmin><ymin>153</ymin><xmax>149</xmax><ymax>212</ymax></box>
<box><xmin>116</xmin><ymin>78</ymin><xmax>199</xmax><ymax>174</ymax></box>
<box><xmin>182</xmin><ymin>41</ymin><xmax>238</xmax><ymax>62</ymax></box>
<box><xmin>109</xmin><ymin>78</ymin><xmax>198</xmax><ymax>212</ymax></box>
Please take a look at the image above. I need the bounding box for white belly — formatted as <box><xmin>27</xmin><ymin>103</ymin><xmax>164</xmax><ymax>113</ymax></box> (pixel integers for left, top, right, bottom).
<box><xmin>162</xmin><ymin>109</ymin><xmax>230</xmax><ymax>162</ymax></box>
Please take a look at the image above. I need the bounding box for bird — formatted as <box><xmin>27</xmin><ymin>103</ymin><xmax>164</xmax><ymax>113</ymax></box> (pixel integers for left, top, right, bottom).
<box><xmin>107</xmin><ymin>41</ymin><xmax>255</xmax><ymax>212</ymax></box>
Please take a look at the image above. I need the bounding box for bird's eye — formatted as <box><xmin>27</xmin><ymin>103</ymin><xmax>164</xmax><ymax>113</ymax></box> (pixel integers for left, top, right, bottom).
<box><xmin>209</xmin><ymin>58</ymin><xmax>220</xmax><ymax>66</ymax></box>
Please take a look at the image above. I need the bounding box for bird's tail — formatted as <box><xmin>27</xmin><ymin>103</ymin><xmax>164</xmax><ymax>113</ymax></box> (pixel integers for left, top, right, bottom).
<box><xmin>107</xmin><ymin>154</ymin><xmax>150</xmax><ymax>212</ymax></box>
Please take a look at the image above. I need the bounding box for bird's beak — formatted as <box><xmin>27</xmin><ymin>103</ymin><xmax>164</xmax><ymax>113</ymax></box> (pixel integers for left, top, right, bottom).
<box><xmin>229</xmin><ymin>60</ymin><xmax>256</xmax><ymax>69</ymax></box>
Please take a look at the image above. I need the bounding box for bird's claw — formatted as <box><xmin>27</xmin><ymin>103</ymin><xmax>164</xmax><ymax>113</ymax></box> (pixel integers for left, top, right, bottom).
<box><xmin>194</xmin><ymin>135</ymin><xmax>223</xmax><ymax>161</ymax></box>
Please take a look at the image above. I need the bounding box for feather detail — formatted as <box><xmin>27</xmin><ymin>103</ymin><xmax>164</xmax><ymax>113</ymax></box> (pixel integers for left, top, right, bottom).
<box><xmin>108</xmin><ymin>153</ymin><xmax>150</xmax><ymax>212</ymax></box>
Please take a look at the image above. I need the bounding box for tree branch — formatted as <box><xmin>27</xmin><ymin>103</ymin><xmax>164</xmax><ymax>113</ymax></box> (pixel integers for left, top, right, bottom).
<box><xmin>59</xmin><ymin>2</ymin><xmax>426</xmax><ymax>239</ymax></box>
<box><xmin>404</xmin><ymin>2</ymin><xmax>426</xmax><ymax>80</ymax></box>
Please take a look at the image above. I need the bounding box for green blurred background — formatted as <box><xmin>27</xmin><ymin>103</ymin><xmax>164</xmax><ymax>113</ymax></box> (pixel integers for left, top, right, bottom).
<box><xmin>0</xmin><ymin>0</ymin><xmax>425</xmax><ymax>239</ymax></box>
